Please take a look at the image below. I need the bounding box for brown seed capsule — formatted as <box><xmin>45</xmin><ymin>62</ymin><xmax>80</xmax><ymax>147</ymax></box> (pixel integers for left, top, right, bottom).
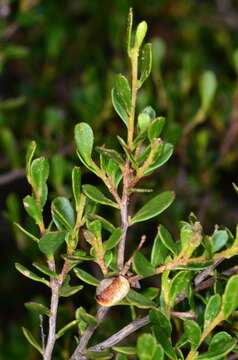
<box><xmin>96</xmin><ymin>276</ymin><xmax>130</xmax><ymax>307</ymax></box>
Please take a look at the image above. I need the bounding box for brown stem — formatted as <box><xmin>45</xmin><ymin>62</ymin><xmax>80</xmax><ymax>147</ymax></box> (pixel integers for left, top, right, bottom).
<box><xmin>43</xmin><ymin>260</ymin><xmax>70</xmax><ymax>360</ymax></box>
<box><xmin>43</xmin><ymin>259</ymin><xmax>59</xmax><ymax>360</ymax></box>
<box><xmin>117</xmin><ymin>160</ymin><xmax>130</xmax><ymax>271</ymax></box>
<box><xmin>88</xmin><ymin>316</ymin><xmax>150</xmax><ymax>352</ymax></box>
<box><xmin>69</xmin><ymin>307</ymin><xmax>109</xmax><ymax>360</ymax></box>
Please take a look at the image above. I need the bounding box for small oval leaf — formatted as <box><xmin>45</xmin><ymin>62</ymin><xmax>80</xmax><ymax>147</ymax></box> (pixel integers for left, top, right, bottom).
<box><xmin>222</xmin><ymin>274</ymin><xmax>238</xmax><ymax>319</ymax></box>
<box><xmin>133</xmin><ymin>252</ymin><xmax>155</xmax><ymax>278</ymax></box>
<box><xmin>130</xmin><ymin>191</ymin><xmax>175</xmax><ymax>225</ymax></box>
<box><xmin>83</xmin><ymin>184</ymin><xmax>119</xmax><ymax>209</ymax></box>
<box><xmin>137</xmin><ymin>334</ymin><xmax>156</xmax><ymax>360</ymax></box>
<box><xmin>74</xmin><ymin>267</ymin><xmax>100</xmax><ymax>286</ymax></box>
<box><xmin>75</xmin><ymin>122</ymin><xmax>94</xmax><ymax>162</ymax></box>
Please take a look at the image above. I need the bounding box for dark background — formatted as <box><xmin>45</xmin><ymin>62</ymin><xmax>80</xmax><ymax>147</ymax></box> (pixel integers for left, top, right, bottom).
<box><xmin>1</xmin><ymin>0</ymin><xmax>238</xmax><ymax>358</ymax></box>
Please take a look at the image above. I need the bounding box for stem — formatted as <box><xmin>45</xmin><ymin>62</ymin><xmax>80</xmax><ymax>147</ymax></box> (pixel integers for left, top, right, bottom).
<box><xmin>88</xmin><ymin>316</ymin><xmax>150</xmax><ymax>352</ymax></box>
<box><xmin>128</xmin><ymin>48</ymin><xmax>139</xmax><ymax>149</ymax></box>
<box><xmin>43</xmin><ymin>259</ymin><xmax>59</xmax><ymax>360</ymax></box>
<box><xmin>69</xmin><ymin>307</ymin><xmax>109</xmax><ymax>360</ymax></box>
<box><xmin>117</xmin><ymin>159</ymin><xmax>130</xmax><ymax>271</ymax></box>
<box><xmin>43</xmin><ymin>260</ymin><xmax>70</xmax><ymax>360</ymax></box>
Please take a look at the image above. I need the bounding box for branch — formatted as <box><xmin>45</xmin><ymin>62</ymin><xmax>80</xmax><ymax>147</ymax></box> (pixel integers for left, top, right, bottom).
<box><xmin>88</xmin><ymin>316</ymin><xmax>150</xmax><ymax>352</ymax></box>
<box><xmin>69</xmin><ymin>306</ymin><xmax>109</xmax><ymax>360</ymax></box>
<box><xmin>117</xmin><ymin>159</ymin><xmax>130</xmax><ymax>271</ymax></box>
<box><xmin>194</xmin><ymin>258</ymin><xmax>224</xmax><ymax>285</ymax></box>
<box><xmin>0</xmin><ymin>168</ymin><xmax>25</xmax><ymax>186</ymax></box>
<box><xmin>43</xmin><ymin>259</ymin><xmax>59</xmax><ymax>360</ymax></box>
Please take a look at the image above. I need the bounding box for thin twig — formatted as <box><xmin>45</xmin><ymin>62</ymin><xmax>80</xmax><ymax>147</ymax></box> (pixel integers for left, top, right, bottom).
<box><xmin>121</xmin><ymin>234</ymin><xmax>146</xmax><ymax>276</ymax></box>
<box><xmin>194</xmin><ymin>258</ymin><xmax>224</xmax><ymax>286</ymax></box>
<box><xmin>39</xmin><ymin>315</ymin><xmax>46</xmax><ymax>351</ymax></box>
<box><xmin>43</xmin><ymin>259</ymin><xmax>59</xmax><ymax>360</ymax></box>
<box><xmin>88</xmin><ymin>316</ymin><xmax>150</xmax><ymax>352</ymax></box>
<box><xmin>69</xmin><ymin>306</ymin><xmax>109</xmax><ymax>360</ymax></box>
<box><xmin>117</xmin><ymin>159</ymin><xmax>130</xmax><ymax>271</ymax></box>
<box><xmin>0</xmin><ymin>168</ymin><xmax>25</xmax><ymax>186</ymax></box>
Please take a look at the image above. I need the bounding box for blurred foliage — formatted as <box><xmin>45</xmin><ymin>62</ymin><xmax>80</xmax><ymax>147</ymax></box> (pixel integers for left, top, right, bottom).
<box><xmin>1</xmin><ymin>0</ymin><xmax>238</xmax><ymax>358</ymax></box>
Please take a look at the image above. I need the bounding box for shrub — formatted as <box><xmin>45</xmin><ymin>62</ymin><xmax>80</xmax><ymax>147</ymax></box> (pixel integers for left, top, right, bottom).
<box><xmin>16</xmin><ymin>9</ymin><xmax>238</xmax><ymax>360</ymax></box>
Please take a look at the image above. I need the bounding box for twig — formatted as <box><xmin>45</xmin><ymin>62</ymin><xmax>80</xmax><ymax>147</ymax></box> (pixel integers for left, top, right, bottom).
<box><xmin>121</xmin><ymin>234</ymin><xmax>146</xmax><ymax>276</ymax></box>
<box><xmin>117</xmin><ymin>159</ymin><xmax>130</xmax><ymax>271</ymax></box>
<box><xmin>43</xmin><ymin>259</ymin><xmax>59</xmax><ymax>360</ymax></box>
<box><xmin>88</xmin><ymin>316</ymin><xmax>150</xmax><ymax>352</ymax></box>
<box><xmin>69</xmin><ymin>307</ymin><xmax>109</xmax><ymax>360</ymax></box>
<box><xmin>194</xmin><ymin>258</ymin><xmax>224</xmax><ymax>286</ymax></box>
<box><xmin>88</xmin><ymin>311</ymin><xmax>195</xmax><ymax>353</ymax></box>
<box><xmin>171</xmin><ymin>311</ymin><xmax>196</xmax><ymax>320</ymax></box>
<box><xmin>0</xmin><ymin>168</ymin><xmax>25</xmax><ymax>186</ymax></box>
<box><xmin>39</xmin><ymin>315</ymin><xmax>46</xmax><ymax>351</ymax></box>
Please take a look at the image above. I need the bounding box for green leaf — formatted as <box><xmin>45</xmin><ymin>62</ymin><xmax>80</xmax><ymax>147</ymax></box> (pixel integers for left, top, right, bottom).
<box><xmin>127</xmin><ymin>7</ymin><xmax>133</xmax><ymax>56</ymax></box>
<box><xmin>115</xmin><ymin>74</ymin><xmax>131</xmax><ymax>113</ymax></box>
<box><xmin>149</xmin><ymin>309</ymin><xmax>172</xmax><ymax>336</ymax></box>
<box><xmin>103</xmin><ymin>228</ymin><xmax>122</xmax><ymax>251</ymax></box>
<box><xmin>144</xmin><ymin>143</ymin><xmax>173</xmax><ymax>176</ymax></box>
<box><xmin>23</xmin><ymin>195</ymin><xmax>43</xmax><ymax>226</ymax></box>
<box><xmin>151</xmin><ymin>230</ymin><xmax>168</xmax><ymax>267</ymax></box>
<box><xmin>26</xmin><ymin>140</ymin><xmax>36</xmax><ymax>181</ymax></box>
<box><xmin>158</xmin><ymin>224</ymin><xmax>177</xmax><ymax>255</ymax></box>
<box><xmin>85</xmin><ymin>351</ymin><xmax>113</xmax><ymax>359</ymax></box>
<box><xmin>83</xmin><ymin>184</ymin><xmax>119</xmax><ymax>209</ymax></box>
<box><xmin>174</xmin><ymin>261</ymin><xmax>213</xmax><ymax>271</ymax></box>
<box><xmin>72</xmin><ymin>167</ymin><xmax>81</xmax><ymax>209</ymax></box>
<box><xmin>88</xmin><ymin>219</ymin><xmax>102</xmax><ymax>239</ymax></box>
<box><xmin>22</xmin><ymin>327</ymin><xmax>43</xmax><ymax>355</ymax></box>
<box><xmin>152</xmin><ymin>345</ymin><xmax>164</xmax><ymax>360</ymax></box>
<box><xmin>88</xmin><ymin>214</ymin><xmax>115</xmax><ymax>233</ymax></box>
<box><xmin>15</xmin><ymin>263</ymin><xmax>49</xmax><ymax>286</ymax></box>
<box><xmin>130</xmin><ymin>191</ymin><xmax>175</xmax><ymax>225</ymax></box>
<box><xmin>153</xmin><ymin>326</ymin><xmax>177</xmax><ymax>360</ymax></box>
<box><xmin>96</xmin><ymin>146</ymin><xmax>124</xmax><ymax>165</ymax></box>
<box><xmin>51</xmin><ymin>197</ymin><xmax>75</xmax><ymax>231</ymax></box>
<box><xmin>75</xmin><ymin>122</ymin><xmax>94</xmax><ymax>163</ymax></box>
<box><xmin>74</xmin><ymin>267</ymin><xmax>100</xmax><ymax>286</ymax></box>
<box><xmin>112</xmin><ymin>88</ymin><xmax>128</xmax><ymax>126</ymax></box>
<box><xmin>197</xmin><ymin>332</ymin><xmax>236</xmax><ymax>360</ymax></box>
<box><xmin>117</xmin><ymin>135</ymin><xmax>138</xmax><ymax>169</ymax></box>
<box><xmin>113</xmin><ymin>346</ymin><xmax>136</xmax><ymax>355</ymax></box>
<box><xmin>141</xmin><ymin>287</ymin><xmax>159</xmax><ymax>300</ymax></box>
<box><xmin>148</xmin><ymin>117</ymin><xmax>165</xmax><ymax>141</ymax></box>
<box><xmin>168</xmin><ymin>271</ymin><xmax>191</xmax><ymax>308</ymax></box>
<box><xmin>31</xmin><ymin>157</ymin><xmax>49</xmax><ymax>206</ymax></box>
<box><xmin>14</xmin><ymin>222</ymin><xmax>39</xmax><ymax>243</ymax></box>
<box><xmin>133</xmin><ymin>252</ymin><xmax>155</xmax><ymax>278</ymax></box>
<box><xmin>116</xmin><ymin>355</ymin><xmax>127</xmax><ymax>360</ymax></box>
<box><xmin>59</xmin><ymin>282</ymin><xmax>83</xmax><ymax>297</ymax></box>
<box><xmin>222</xmin><ymin>274</ymin><xmax>238</xmax><ymax>319</ymax></box>
<box><xmin>38</xmin><ymin>231</ymin><xmax>66</xmax><ymax>258</ymax></box>
<box><xmin>184</xmin><ymin>320</ymin><xmax>201</xmax><ymax>350</ymax></box>
<box><xmin>126</xmin><ymin>289</ymin><xmax>156</xmax><ymax>308</ymax></box>
<box><xmin>211</xmin><ymin>230</ymin><xmax>229</xmax><ymax>253</ymax></box>
<box><xmin>137</xmin><ymin>334</ymin><xmax>156</xmax><ymax>360</ymax></box>
<box><xmin>78</xmin><ymin>308</ymin><xmax>97</xmax><ymax>326</ymax></box>
<box><xmin>135</xmin><ymin>21</ymin><xmax>148</xmax><ymax>49</ymax></box>
<box><xmin>56</xmin><ymin>320</ymin><xmax>81</xmax><ymax>339</ymax></box>
<box><xmin>32</xmin><ymin>262</ymin><xmax>58</xmax><ymax>278</ymax></box>
<box><xmin>138</xmin><ymin>112</ymin><xmax>151</xmax><ymax>133</ymax></box>
<box><xmin>139</xmin><ymin>43</ymin><xmax>152</xmax><ymax>87</ymax></box>
<box><xmin>24</xmin><ymin>302</ymin><xmax>50</xmax><ymax>317</ymax></box>
<box><xmin>204</xmin><ymin>294</ymin><xmax>221</xmax><ymax>328</ymax></box>
<box><xmin>199</xmin><ymin>70</ymin><xmax>217</xmax><ymax>110</ymax></box>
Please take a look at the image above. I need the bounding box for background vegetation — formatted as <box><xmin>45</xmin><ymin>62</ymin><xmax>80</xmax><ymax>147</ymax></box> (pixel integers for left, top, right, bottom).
<box><xmin>1</xmin><ymin>0</ymin><xmax>238</xmax><ymax>358</ymax></box>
